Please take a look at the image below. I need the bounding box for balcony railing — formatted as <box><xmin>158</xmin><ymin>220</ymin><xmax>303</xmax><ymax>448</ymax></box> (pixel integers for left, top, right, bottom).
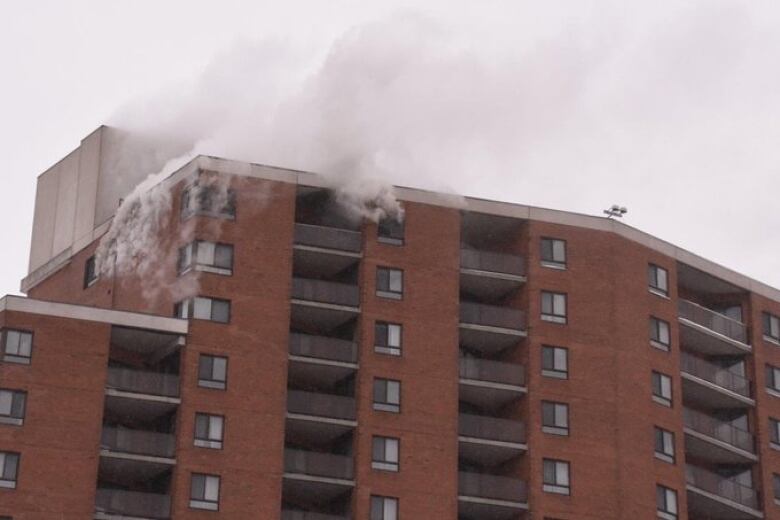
<box><xmin>459</xmin><ymin>358</ymin><xmax>525</xmax><ymax>387</ymax></box>
<box><xmin>458</xmin><ymin>471</ymin><xmax>527</xmax><ymax>503</ymax></box>
<box><xmin>282</xmin><ymin>511</ymin><xmax>349</xmax><ymax>520</ymax></box>
<box><xmin>292</xmin><ymin>278</ymin><xmax>360</xmax><ymax>308</ymax></box>
<box><xmin>460</xmin><ymin>302</ymin><xmax>525</xmax><ymax>331</ymax></box>
<box><xmin>95</xmin><ymin>488</ymin><xmax>171</xmax><ymax>519</ymax></box>
<box><xmin>679</xmin><ymin>299</ymin><xmax>748</xmax><ymax>345</ymax></box>
<box><xmin>287</xmin><ymin>390</ymin><xmax>356</xmax><ymax>421</ymax></box>
<box><xmin>284</xmin><ymin>449</ymin><xmax>354</xmax><ymax>480</ymax></box>
<box><xmin>294</xmin><ymin>223</ymin><xmax>362</xmax><ymax>253</ymax></box>
<box><xmin>683</xmin><ymin>408</ymin><xmax>754</xmax><ymax>453</ymax></box>
<box><xmin>289</xmin><ymin>333</ymin><xmax>357</xmax><ymax>364</ymax></box>
<box><xmin>106</xmin><ymin>367</ymin><xmax>180</xmax><ymax>398</ymax></box>
<box><xmin>459</xmin><ymin>414</ymin><xmax>525</xmax><ymax>445</ymax></box>
<box><xmin>101</xmin><ymin>426</ymin><xmax>176</xmax><ymax>458</ymax></box>
<box><xmin>460</xmin><ymin>249</ymin><xmax>525</xmax><ymax>277</ymax></box>
<box><xmin>680</xmin><ymin>352</ymin><xmax>750</xmax><ymax>397</ymax></box>
<box><xmin>686</xmin><ymin>464</ymin><xmax>758</xmax><ymax>509</ymax></box>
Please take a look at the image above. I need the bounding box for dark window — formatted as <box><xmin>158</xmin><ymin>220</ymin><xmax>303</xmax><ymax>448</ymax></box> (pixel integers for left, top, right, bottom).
<box><xmin>370</xmin><ymin>496</ymin><xmax>398</xmax><ymax>520</ymax></box>
<box><xmin>179</xmin><ymin>241</ymin><xmax>234</xmax><ymax>275</ymax></box>
<box><xmin>378</xmin><ymin>217</ymin><xmax>404</xmax><ymax>245</ymax></box>
<box><xmin>373</xmin><ymin>378</ymin><xmax>401</xmax><ymax>413</ymax></box>
<box><xmin>375</xmin><ymin>322</ymin><xmax>402</xmax><ymax>356</ymax></box>
<box><xmin>648</xmin><ymin>264</ymin><xmax>669</xmax><ymax>296</ymax></box>
<box><xmin>0</xmin><ymin>451</ymin><xmax>19</xmax><ymax>489</ymax></box>
<box><xmin>84</xmin><ymin>256</ymin><xmax>98</xmax><ymax>288</ymax></box>
<box><xmin>0</xmin><ymin>389</ymin><xmax>26</xmax><ymax>426</ymax></box>
<box><xmin>542</xmin><ymin>346</ymin><xmax>568</xmax><ymax>379</ymax></box>
<box><xmin>190</xmin><ymin>473</ymin><xmax>220</xmax><ymax>510</ymax></box>
<box><xmin>656</xmin><ymin>485</ymin><xmax>678</xmax><ymax>518</ymax></box>
<box><xmin>542</xmin><ymin>401</ymin><xmax>569</xmax><ymax>435</ymax></box>
<box><xmin>773</xmin><ymin>474</ymin><xmax>780</xmax><ymax>500</ymax></box>
<box><xmin>377</xmin><ymin>268</ymin><xmax>403</xmax><ymax>299</ymax></box>
<box><xmin>654</xmin><ymin>427</ymin><xmax>675</xmax><ymax>463</ymax></box>
<box><xmin>542</xmin><ymin>459</ymin><xmax>570</xmax><ymax>495</ymax></box>
<box><xmin>198</xmin><ymin>355</ymin><xmax>228</xmax><ymax>390</ymax></box>
<box><xmin>194</xmin><ymin>413</ymin><xmax>224</xmax><ymax>449</ymax></box>
<box><xmin>181</xmin><ymin>185</ymin><xmax>236</xmax><ymax>220</ymax></box>
<box><xmin>650</xmin><ymin>317</ymin><xmax>671</xmax><ymax>349</ymax></box>
<box><xmin>541</xmin><ymin>238</ymin><xmax>566</xmax><ymax>268</ymax></box>
<box><xmin>766</xmin><ymin>365</ymin><xmax>780</xmax><ymax>393</ymax></box>
<box><xmin>372</xmin><ymin>436</ymin><xmax>400</xmax><ymax>471</ymax></box>
<box><xmin>770</xmin><ymin>418</ymin><xmax>780</xmax><ymax>445</ymax></box>
<box><xmin>1</xmin><ymin>329</ymin><xmax>33</xmax><ymax>364</ymax></box>
<box><xmin>541</xmin><ymin>291</ymin><xmax>567</xmax><ymax>324</ymax></box>
<box><xmin>652</xmin><ymin>371</ymin><xmax>672</xmax><ymax>406</ymax></box>
<box><xmin>764</xmin><ymin>312</ymin><xmax>780</xmax><ymax>343</ymax></box>
<box><xmin>175</xmin><ymin>297</ymin><xmax>231</xmax><ymax>323</ymax></box>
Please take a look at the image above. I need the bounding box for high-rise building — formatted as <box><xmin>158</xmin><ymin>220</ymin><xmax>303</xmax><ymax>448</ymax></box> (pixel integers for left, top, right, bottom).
<box><xmin>2</xmin><ymin>126</ymin><xmax>779</xmax><ymax>519</ymax></box>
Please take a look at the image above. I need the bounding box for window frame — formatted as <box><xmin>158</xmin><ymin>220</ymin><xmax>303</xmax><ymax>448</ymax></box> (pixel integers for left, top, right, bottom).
<box><xmin>378</xmin><ymin>217</ymin><xmax>405</xmax><ymax>246</ymax></box>
<box><xmin>198</xmin><ymin>354</ymin><xmax>228</xmax><ymax>390</ymax></box>
<box><xmin>541</xmin><ymin>401</ymin><xmax>569</xmax><ymax>436</ymax></box>
<box><xmin>181</xmin><ymin>184</ymin><xmax>237</xmax><ymax>221</ymax></box>
<box><xmin>178</xmin><ymin>240</ymin><xmax>234</xmax><ymax>276</ymax></box>
<box><xmin>648</xmin><ymin>264</ymin><xmax>669</xmax><ymax>297</ymax></box>
<box><xmin>83</xmin><ymin>255</ymin><xmax>98</xmax><ymax>288</ymax></box>
<box><xmin>541</xmin><ymin>345</ymin><xmax>569</xmax><ymax>379</ymax></box>
<box><xmin>770</xmin><ymin>418</ymin><xmax>780</xmax><ymax>448</ymax></box>
<box><xmin>175</xmin><ymin>296</ymin><xmax>231</xmax><ymax>324</ymax></box>
<box><xmin>375</xmin><ymin>321</ymin><xmax>403</xmax><ymax>356</ymax></box>
<box><xmin>1</xmin><ymin>329</ymin><xmax>33</xmax><ymax>365</ymax></box>
<box><xmin>652</xmin><ymin>371</ymin><xmax>673</xmax><ymax>407</ymax></box>
<box><xmin>654</xmin><ymin>426</ymin><xmax>675</xmax><ymax>464</ymax></box>
<box><xmin>0</xmin><ymin>389</ymin><xmax>26</xmax><ymax>426</ymax></box>
<box><xmin>372</xmin><ymin>436</ymin><xmax>400</xmax><ymax>472</ymax></box>
<box><xmin>541</xmin><ymin>291</ymin><xmax>567</xmax><ymax>324</ymax></box>
<box><xmin>376</xmin><ymin>267</ymin><xmax>404</xmax><ymax>300</ymax></box>
<box><xmin>373</xmin><ymin>378</ymin><xmax>401</xmax><ymax>413</ymax></box>
<box><xmin>650</xmin><ymin>316</ymin><xmax>671</xmax><ymax>351</ymax></box>
<box><xmin>194</xmin><ymin>413</ymin><xmax>225</xmax><ymax>449</ymax></box>
<box><xmin>764</xmin><ymin>312</ymin><xmax>780</xmax><ymax>344</ymax></box>
<box><xmin>656</xmin><ymin>485</ymin><xmax>678</xmax><ymax>519</ymax></box>
<box><xmin>189</xmin><ymin>473</ymin><xmax>220</xmax><ymax>511</ymax></box>
<box><xmin>0</xmin><ymin>451</ymin><xmax>19</xmax><ymax>489</ymax></box>
<box><xmin>370</xmin><ymin>495</ymin><xmax>399</xmax><ymax>520</ymax></box>
<box><xmin>540</xmin><ymin>237</ymin><xmax>567</xmax><ymax>269</ymax></box>
<box><xmin>542</xmin><ymin>458</ymin><xmax>571</xmax><ymax>495</ymax></box>
<box><xmin>766</xmin><ymin>364</ymin><xmax>780</xmax><ymax>397</ymax></box>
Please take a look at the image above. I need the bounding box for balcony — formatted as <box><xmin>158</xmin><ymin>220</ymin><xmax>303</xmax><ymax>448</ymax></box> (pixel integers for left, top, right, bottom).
<box><xmin>683</xmin><ymin>408</ymin><xmax>756</xmax><ymax>464</ymax></box>
<box><xmin>459</xmin><ymin>414</ymin><xmax>526</xmax><ymax>466</ymax></box>
<box><xmin>295</xmin><ymin>223</ymin><xmax>362</xmax><ymax>253</ymax></box>
<box><xmin>460</xmin><ymin>303</ymin><xmax>526</xmax><ymax>353</ymax></box>
<box><xmin>460</xmin><ymin>249</ymin><xmax>526</xmax><ymax>300</ymax></box>
<box><xmin>459</xmin><ymin>358</ymin><xmax>526</xmax><ymax>410</ymax></box>
<box><xmin>282</xmin><ymin>511</ymin><xmax>349</xmax><ymax>520</ymax></box>
<box><xmin>105</xmin><ymin>367</ymin><xmax>180</xmax><ymax>400</ymax></box>
<box><xmin>686</xmin><ymin>465</ymin><xmax>762</xmax><ymax>519</ymax></box>
<box><xmin>95</xmin><ymin>488</ymin><xmax>171</xmax><ymax>519</ymax></box>
<box><xmin>284</xmin><ymin>449</ymin><xmax>354</xmax><ymax>482</ymax></box>
<box><xmin>458</xmin><ymin>472</ymin><xmax>527</xmax><ymax>519</ymax></box>
<box><xmin>290</xmin><ymin>278</ymin><xmax>360</xmax><ymax>331</ymax></box>
<box><xmin>289</xmin><ymin>333</ymin><xmax>358</xmax><ymax>364</ymax></box>
<box><xmin>287</xmin><ymin>390</ymin><xmax>356</xmax><ymax>422</ymax></box>
<box><xmin>100</xmin><ymin>426</ymin><xmax>176</xmax><ymax>461</ymax></box>
<box><xmin>293</xmin><ymin>224</ymin><xmax>362</xmax><ymax>279</ymax></box>
<box><xmin>680</xmin><ymin>353</ymin><xmax>754</xmax><ymax>408</ymax></box>
<box><xmin>679</xmin><ymin>299</ymin><xmax>750</xmax><ymax>355</ymax></box>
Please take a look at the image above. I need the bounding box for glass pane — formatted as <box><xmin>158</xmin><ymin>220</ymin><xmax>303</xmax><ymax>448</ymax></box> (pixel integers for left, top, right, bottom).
<box><xmin>204</xmin><ymin>475</ymin><xmax>219</xmax><ymax>501</ymax></box>
<box><xmin>542</xmin><ymin>347</ymin><xmax>553</xmax><ymax>369</ymax></box>
<box><xmin>210</xmin><ymin>416</ymin><xmax>223</xmax><ymax>441</ymax></box>
<box><xmin>386</xmin><ymin>381</ymin><xmax>400</xmax><ymax>404</ymax></box>
<box><xmin>666</xmin><ymin>489</ymin><xmax>677</xmax><ymax>513</ymax></box>
<box><xmin>543</xmin><ymin>460</ymin><xmax>555</xmax><ymax>483</ymax></box>
<box><xmin>195</xmin><ymin>415</ymin><xmax>208</xmax><ymax>438</ymax></box>
<box><xmin>370</xmin><ymin>497</ymin><xmax>384</xmax><ymax>520</ymax></box>
<box><xmin>388</xmin><ymin>325</ymin><xmax>401</xmax><ymax>348</ymax></box>
<box><xmin>191</xmin><ymin>475</ymin><xmax>205</xmax><ymax>499</ymax></box>
<box><xmin>5</xmin><ymin>331</ymin><xmax>20</xmax><ymax>355</ymax></box>
<box><xmin>556</xmin><ymin>462</ymin><xmax>569</xmax><ymax>486</ymax></box>
<box><xmin>659</xmin><ymin>322</ymin><xmax>670</xmax><ymax>344</ymax></box>
<box><xmin>2</xmin><ymin>453</ymin><xmax>17</xmax><ymax>480</ymax></box>
<box><xmin>372</xmin><ymin>437</ymin><xmax>384</xmax><ymax>461</ymax></box>
<box><xmin>664</xmin><ymin>432</ymin><xmax>673</xmax><ymax>455</ymax></box>
<box><xmin>657</xmin><ymin>268</ymin><xmax>668</xmax><ymax>291</ymax></box>
<box><xmin>0</xmin><ymin>391</ymin><xmax>11</xmax><ymax>415</ymax></box>
<box><xmin>542</xmin><ymin>403</ymin><xmax>554</xmax><ymax>425</ymax></box>
<box><xmin>377</xmin><ymin>269</ymin><xmax>389</xmax><ymax>291</ymax></box>
<box><xmin>552</xmin><ymin>240</ymin><xmax>566</xmax><ymax>263</ymax></box>
<box><xmin>193</xmin><ymin>298</ymin><xmax>212</xmax><ymax>320</ymax></box>
<box><xmin>373</xmin><ymin>379</ymin><xmax>385</xmax><ymax>402</ymax></box>
<box><xmin>661</xmin><ymin>375</ymin><xmax>671</xmax><ymax>398</ymax></box>
<box><xmin>553</xmin><ymin>294</ymin><xmax>566</xmax><ymax>315</ymax></box>
<box><xmin>196</xmin><ymin>241</ymin><xmax>216</xmax><ymax>265</ymax></box>
<box><xmin>541</xmin><ymin>239</ymin><xmax>553</xmax><ymax>261</ymax></box>
<box><xmin>555</xmin><ymin>404</ymin><xmax>568</xmax><ymax>427</ymax></box>
<box><xmin>385</xmin><ymin>438</ymin><xmax>399</xmax><ymax>462</ymax></box>
<box><xmin>554</xmin><ymin>348</ymin><xmax>567</xmax><ymax>371</ymax></box>
<box><xmin>212</xmin><ymin>357</ymin><xmax>227</xmax><ymax>382</ymax></box>
<box><xmin>375</xmin><ymin>323</ymin><xmax>388</xmax><ymax>347</ymax></box>
<box><xmin>212</xmin><ymin>300</ymin><xmax>230</xmax><ymax>323</ymax></box>
<box><xmin>389</xmin><ymin>270</ymin><xmax>403</xmax><ymax>292</ymax></box>
<box><xmin>773</xmin><ymin>316</ymin><xmax>780</xmax><ymax>338</ymax></box>
<box><xmin>215</xmin><ymin>245</ymin><xmax>233</xmax><ymax>269</ymax></box>
<box><xmin>541</xmin><ymin>293</ymin><xmax>552</xmax><ymax>314</ymax></box>
<box><xmin>198</xmin><ymin>356</ymin><xmax>212</xmax><ymax>379</ymax></box>
<box><xmin>383</xmin><ymin>498</ymin><xmax>398</xmax><ymax>520</ymax></box>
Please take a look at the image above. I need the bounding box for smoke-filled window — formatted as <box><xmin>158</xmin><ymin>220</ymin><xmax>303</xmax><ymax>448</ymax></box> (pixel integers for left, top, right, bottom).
<box><xmin>181</xmin><ymin>185</ymin><xmax>236</xmax><ymax>220</ymax></box>
<box><xmin>378</xmin><ymin>217</ymin><xmax>404</xmax><ymax>245</ymax></box>
<box><xmin>175</xmin><ymin>297</ymin><xmax>231</xmax><ymax>323</ymax></box>
<box><xmin>178</xmin><ymin>241</ymin><xmax>234</xmax><ymax>275</ymax></box>
<box><xmin>83</xmin><ymin>256</ymin><xmax>98</xmax><ymax>288</ymax></box>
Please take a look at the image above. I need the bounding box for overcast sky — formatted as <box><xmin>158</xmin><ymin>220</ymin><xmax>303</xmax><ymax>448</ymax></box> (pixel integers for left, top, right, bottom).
<box><xmin>3</xmin><ymin>0</ymin><xmax>780</xmax><ymax>297</ymax></box>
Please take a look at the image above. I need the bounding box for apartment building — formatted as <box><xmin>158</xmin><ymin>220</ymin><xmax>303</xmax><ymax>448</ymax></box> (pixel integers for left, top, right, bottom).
<box><xmin>2</xmin><ymin>126</ymin><xmax>780</xmax><ymax>519</ymax></box>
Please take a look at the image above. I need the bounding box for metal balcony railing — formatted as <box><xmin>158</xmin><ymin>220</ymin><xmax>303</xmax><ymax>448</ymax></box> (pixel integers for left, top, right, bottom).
<box><xmin>679</xmin><ymin>299</ymin><xmax>748</xmax><ymax>345</ymax></box>
<box><xmin>106</xmin><ymin>367</ymin><xmax>180</xmax><ymax>398</ymax></box>
<box><xmin>458</xmin><ymin>471</ymin><xmax>527</xmax><ymax>503</ymax></box>
<box><xmin>460</xmin><ymin>249</ymin><xmax>525</xmax><ymax>277</ymax></box>
<box><xmin>680</xmin><ymin>352</ymin><xmax>750</xmax><ymax>397</ymax></box>
<box><xmin>282</xmin><ymin>511</ymin><xmax>349</xmax><ymax>520</ymax></box>
<box><xmin>95</xmin><ymin>488</ymin><xmax>171</xmax><ymax>519</ymax></box>
<box><xmin>289</xmin><ymin>333</ymin><xmax>357</xmax><ymax>363</ymax></box>
<box><xmin>101</xmin><ymin>426</ymin><xmax>176</xmax><ymax>458</ymax></box>
<box><xmin>460</xmin><ymin>302</ymin><xmax>525</xmax><ymax>331</ymax></box>
<box><xmin>294</xmin><ymin>223</ymin><xmax>362</xmax><ymax>253</ymax></box>
<box><xmin>686</xmin><ymin>464</ymin><xmax>758</xmax><ymax>509</ymax></box>
<box><xmin>683</xmin><ymin>408</ymin><xmax>754</xmax><ymax>453</ymax></box>
<box><xmin>459</xmin><ymin>414</ymin><xmax>525</xmax><ymax>444</ymax></box>
<box><xmin>292</xmin><ymin>278</ymin><xmax>360</xmax><ymax>308</ymax></box>
<box><xmin>287</xmin><ymin>390</ymin><xmax>356</xmax><ymax>421</ymax></box>
<box><xmin>459</xmin><ymin>358</ymin><xmax>525</xmax><ymax>386</ymax></box>
<box><xmin>284</xmin><ymin>449</ymin><xmax>354</xmax><ymax>480</ymax></box>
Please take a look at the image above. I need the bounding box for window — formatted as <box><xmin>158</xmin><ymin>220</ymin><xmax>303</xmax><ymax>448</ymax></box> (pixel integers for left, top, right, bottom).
<box><xmin>1</xmin><ymin>329</ymin><xmax>33</xmax><ymax>364</ymax></box>
<box><xmin>648</xmin><ymin>264</ymin><xmax>669</xmax><ymax>296</ymax></box>
<box><xmin>541</xmin><ymin>292</ymin><xmax>567</xmax><ymax>324</ymax></box>
<box><xmin>652</xmin><ymin>371</ymin><xmax>672</xmax><ymax>407</ymax></box>
<box><xmin>541</xmin><ymin>238</ymin><xmax>566</xmax><ymax>268</ymax></box>
<box><xmin>179</xmin><ymin>241</ymin><xmax>234</xmax><ymax>275</ymax></box>
<box><xmin>542</xmin><ymin>346</ymin><xmax>568</xmax><ymax>379</ymax></box>
<box><xmin>190</xmin><ymin>473</ymin><xmax>220</xmax><ymax>510</ymax></box>
<box><xmin>767</xmin><ymin>365</ymin><xmax>780</xmax><ymax>395</ymax></box>
<box><xmin>198</xmin><ymin>355</ymin><xmax>228</xmax><ymax>390</ymax></box>
<box><xmin>375</xmin><ymin>322</ymin><xmax>402</xmax><ymax>356</ymax></box>
<box><xmin>0</xmin><ymin>452</ymin><xmax>19</xmax><ymax>489</ymax></box>
<box><xmin>84</xmin><ymin>256</ymin><xmax>98</xmax><ymax>288</ymax></box>
<box><xmin>656</xmin><ymin>485</ymin><xmax>678</xmax><ymax>519</ymax></box>
<box><xmin>194</xmin><ymin>413</ymin><xmax>224</xmax><ymax>449</ymax></box>
<box><xmin>770</xmin><ymin>418</ymin><xmax>780</xmax><ymax>448</ymax></box>
<box><xmin>542</xmin><ymin>401</ymin><xmax>569</xmax><ymax>436</ymax></box>
<box><xmin>654</xmin><ymin>427</ymin><xmax>675</xmax><ymax>463</ymax></box>
<box><xmin>372</xmin><ymin>436</ymin><xmax>400</xmax><ymax>471</ymax></box>
<box><xmin>0</xmin><ymin>390</ymin><xmax>26</xmax><ymax>426</ymax></box>
<box><xmin>764</xmin><ymin>312</ymin><xmax>780</xmax><ymax>344</ymax></box>
<box><xmin>378</xmin><ymin>217</ymin><xmax>404</xmax><ymax>245</ymax></box>
<box><xmin>370</xmin><ymin>496</ymin><xmax>398</xmax><ymax>520</ymax></box>
<box><xmin>373</xmin><ymin>378</ymin><xmax>401</xmax><ymax>413</ymax></box>
<box><xmin>650</xmin><ymin>317</ymin><xmax>671</xmax><ymax>350</ymax></box>
<box><xmin>181</xmin><ymin>184</ymin><xmax>236</xmax><ymax>220</ymax></box>
<box><xmin>773</xmin><ymin>473</ymin><xmax>780</xmax><ymax>502</ymax></box>
<box><xmin>542</xmin><ymin>459</ymin><xmax>570</xmax><ymax>495</ymax></box>
<box><xmin>377</xmin><ymin>267</ymin><xmax>403</xmax><ymax>300</ymax></box>
<box><xmin>175</xmin><ymin>297</ymin><xmax>231</xmax><ymax>323</ymax></box>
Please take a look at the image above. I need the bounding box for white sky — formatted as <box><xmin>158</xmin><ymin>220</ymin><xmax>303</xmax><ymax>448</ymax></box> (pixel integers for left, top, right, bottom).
<box><xmin>2</xmin><ymin>0</ymin><xmax>780</xmax><ymax>297</ymax></box>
